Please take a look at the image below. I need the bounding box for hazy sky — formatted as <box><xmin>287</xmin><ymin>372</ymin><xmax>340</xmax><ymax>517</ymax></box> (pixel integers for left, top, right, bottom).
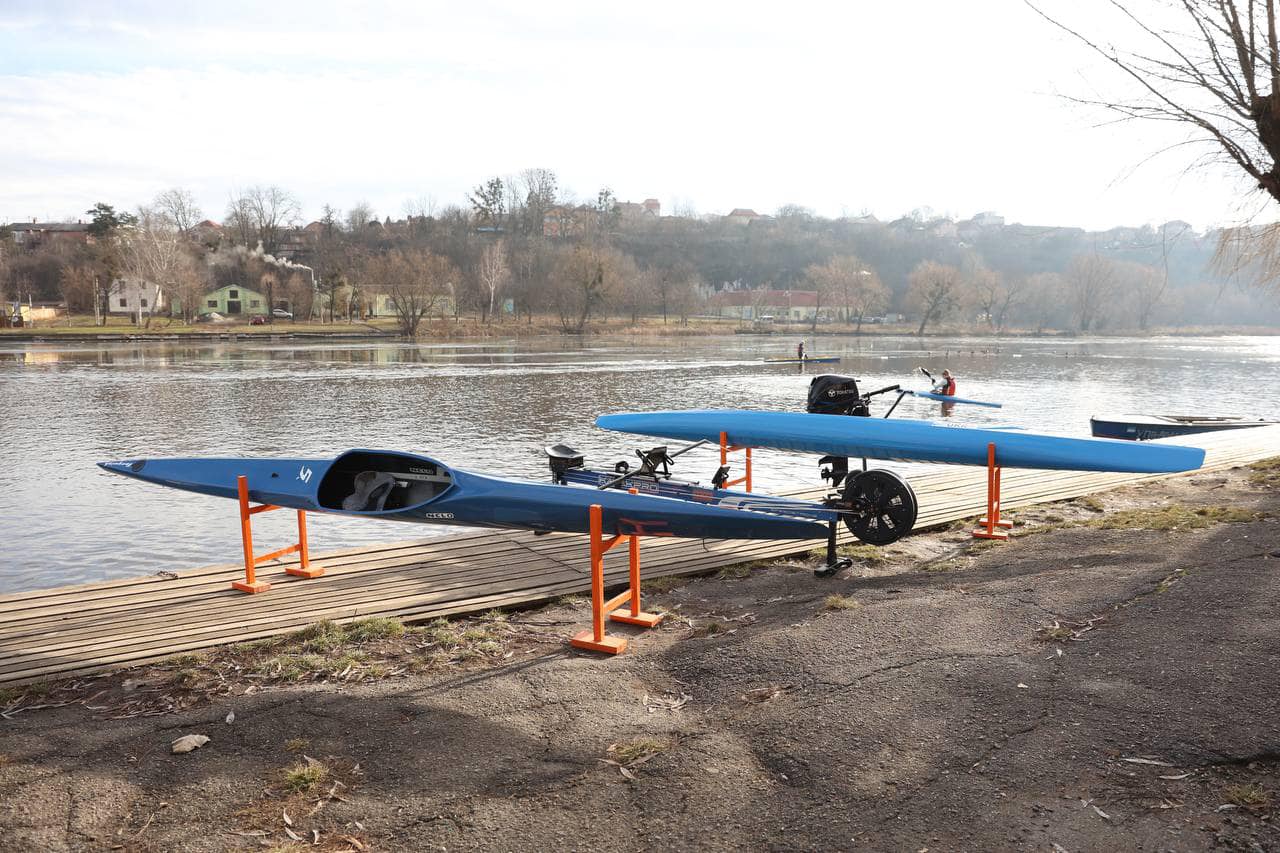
<box><xmin>0</xmin><ymin>0</ymin><xmax>1272</xmax><ymax>231</ymax></box>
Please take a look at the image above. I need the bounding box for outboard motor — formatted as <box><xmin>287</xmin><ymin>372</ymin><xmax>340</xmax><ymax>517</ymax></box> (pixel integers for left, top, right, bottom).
<box><xmin>807</xmin><ymin>374</ymin><xmax>869</xmax><ymax>417</ymax></box>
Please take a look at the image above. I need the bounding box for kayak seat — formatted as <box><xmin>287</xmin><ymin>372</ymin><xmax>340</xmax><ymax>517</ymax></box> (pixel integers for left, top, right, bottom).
<box><xmin>342</xmin><ymin>471</ymin><xmax>398</xmax><ymax>512</ymax></box>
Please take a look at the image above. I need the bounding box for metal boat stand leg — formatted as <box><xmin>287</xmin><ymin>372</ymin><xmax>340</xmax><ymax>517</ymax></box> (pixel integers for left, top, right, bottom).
<box><xmin>814</xmin><ymin>519</ymin><xmax>852</xmax><ymax>578</ymax></box>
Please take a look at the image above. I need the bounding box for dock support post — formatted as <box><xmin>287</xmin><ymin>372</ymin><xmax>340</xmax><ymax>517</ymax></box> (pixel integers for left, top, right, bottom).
<box><xmin>231</xmin><ymin>475</ymin><xmax>325</xmax><ymax>594</ymax></box>
<box><xmin>972</xmin><ymin>443</ymin><xmax>1013</xmax><ymax>541</ymax></box>
<box><xmin>570</xmin><ymin>502</ymin><xmax>663</xmax><ymax>655</ymax></box>
<box><xmin>719</xmin><ymin>430</ymin><xmax>754</xmax><ymax>492</ymax></box>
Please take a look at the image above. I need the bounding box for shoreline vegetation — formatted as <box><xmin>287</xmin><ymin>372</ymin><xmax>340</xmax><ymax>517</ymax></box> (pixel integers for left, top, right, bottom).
<box><xmin>2</xmin><ymin>314</ymin><xmax>1277</xmax><ymax>342</ymax></box>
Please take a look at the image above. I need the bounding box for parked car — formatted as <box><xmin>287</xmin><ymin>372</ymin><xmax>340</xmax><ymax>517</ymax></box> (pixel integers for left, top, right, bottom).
<box><xmin>272</xmin><ymin>308</ymin><xmax>293</xmax><ymax>320</ymax></box>
<box><xmin>249</xmin><ymin>315</ymin><xmax>267</xmax><ymax>325</ymax></box>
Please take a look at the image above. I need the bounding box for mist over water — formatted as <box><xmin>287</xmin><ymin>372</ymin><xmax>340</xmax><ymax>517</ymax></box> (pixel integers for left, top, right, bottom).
<box><xmin>2</xmin><ymin>334</ymin><xmax>1277</xmax><ymax>593</ymax></box>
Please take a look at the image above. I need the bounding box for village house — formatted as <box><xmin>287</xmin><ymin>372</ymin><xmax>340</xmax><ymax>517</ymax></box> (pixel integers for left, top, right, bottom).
<box><xmin>7</xmin><ymin>221</ymin><xmax>95</xmax><ymax>251</ymax></box>
<box><xmin>710</xmin><ymin>288</ymin><xmax>822</xmax><ymax>322</ymax></box>
<box><xmin>724</xmin><ymin>208</ymin><xmax>762</xmax><ymax>226</ymax></box>
<box><xmin>108</xmin><ymin>277</ymin><xmax>165</xmax><ymax>316</ymax></box>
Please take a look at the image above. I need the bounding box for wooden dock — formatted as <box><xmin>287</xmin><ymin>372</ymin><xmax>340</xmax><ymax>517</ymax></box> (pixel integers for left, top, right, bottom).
<box><xmin>2</xmin><ymin>427</ymin><xmax>1277</xmax><ymax>686</ymax></box>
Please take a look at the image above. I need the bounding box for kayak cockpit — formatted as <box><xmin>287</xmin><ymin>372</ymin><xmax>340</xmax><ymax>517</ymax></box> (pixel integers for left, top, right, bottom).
<box><xmin>316</xmin><ymin>450</ymin><xmax>453</xmax><ymax>513</ymax></box>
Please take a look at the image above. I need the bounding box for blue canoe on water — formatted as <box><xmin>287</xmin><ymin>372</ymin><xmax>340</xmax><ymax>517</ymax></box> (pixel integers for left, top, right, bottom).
<box><xmin>595</xmin><ymin>410</ymin><xmax>1206</xmax><ymax>474</ymax></box>
<box><xmin>910</xmin><ymin>390</ymin><xmax>1003</xmax><ymax>408</ymax></box>
<box><xmin>98</xmin><ymin>449</ymin><xmax>829</xmax><ymax>541</ymax></box>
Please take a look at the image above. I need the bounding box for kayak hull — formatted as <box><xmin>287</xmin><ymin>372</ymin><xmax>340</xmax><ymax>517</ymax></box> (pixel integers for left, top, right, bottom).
<box><xmin>764</xmin><ymin>356</ymin><xmax>841</xmax><ymax>364</ymax></box>
<box><xmin>912</xmin><ymin>391</ymin><xmax>1003</xmax><ymax>408</ymax></box>
<box><xmin>98</xmin><ymin>449</ymin><xmax>830</xmax><ymax>541</ymax></box>
<box><xmin>1090</xmin><ymin>414</ymin><xmax>1279</xmax><ymax>441</ymax></box>
<box><xmin>596</xmin><ymin>410</ymin><xmax>1206</xmax><ymax>474</ymax></box>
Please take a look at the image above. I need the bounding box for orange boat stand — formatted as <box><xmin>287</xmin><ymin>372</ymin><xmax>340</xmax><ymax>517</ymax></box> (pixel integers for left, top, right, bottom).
<box><xmin>569</xmin><ymin>501</ymin><xmax>664</xmax><ymax>654</ymax></box>
<box><xmin>231</xmin><ymin>475</ymin><xmax>325</xmax><ymax>593</ymax></box>
<box><xmin>972</xmin><ymin>442</ymin><xmax>1013</xmax><ymax>540</ymax></box>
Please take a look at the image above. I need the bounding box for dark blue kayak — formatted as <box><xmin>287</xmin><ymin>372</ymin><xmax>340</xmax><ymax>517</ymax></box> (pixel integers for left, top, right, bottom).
<box><xmin>98</xmin><ymin>449</ymin><xmax>830</xmax><ymax>541</ymax></box>
<box><xmin>596</xmin><ymin>410</ymin><xmax>1206</xmax><ymax>474</ymax></box>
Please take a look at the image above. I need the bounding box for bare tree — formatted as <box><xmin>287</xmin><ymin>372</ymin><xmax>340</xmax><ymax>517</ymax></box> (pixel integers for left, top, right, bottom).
<box><xmin>906</xmin><ymin>261</ymin><xmax>962</xmax><ymax>335</ymax></box>
<box><xmin>120</xmin><ymin>208</ymin><xmax>193</xmax><ymax>328</ymax></box>
<box><xmin>365</xmin><ymin>248</ymin><xmax>455</xmax><ymax>337</ymax></box>
<box><xmin>1123</xmin><ymin>260</ymin><xmax>1168</xmax><ymax>329</ymax></box>
<box><xmin>1065</xmin><ymin>253</ymin><xmax>1119</xmax><ymax>332</ymax></box>
<box><xmin>225</xmin><ymin>186</ymin><xmax>300</xmax><ymax>254</ymax></box>
<box><xmin>346</xmin><ymin>201</ymin><xmax>376</xmax><ymax>233</ymax></box>
<box><xmin>1028</xmin><ymin>1</ymin><xmax>1280</xmax><ymax>289</ymax></box>
<box><xmin>1024</xmin><ymin>272</ymin><xmax>1066</xmax><ymax>333</ymax></box>
<box><xmin>805</xmin><ymin>254</ymin><xmax>888</xmax><ymax>332</ymax></box>
<box><xmin>475</xmin><ymin>240</ymin><xmax>510</xmax><ymax>323</ymax></box>
<box><xmin>550</xmin><ymin>244</ymin><xmax>622</xmax><ymax>333</ymax></box>
<box><xmin>153</xmin><ymin>188</ymin><xmax>203</xmax><ymax>233</ymax></box>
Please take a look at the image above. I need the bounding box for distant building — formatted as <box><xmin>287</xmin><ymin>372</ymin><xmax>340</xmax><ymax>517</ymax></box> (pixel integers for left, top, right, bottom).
<box><xmin>616</xmin><ymin>198</ymin><xmax>661</xmax><ymax>219</ymax></box>
<box><xmin>7</xmin><ymin>221</ymin><xmax>94</xmax><ymax>250</ymax></box>
<box><xmin>724</xmin><ymin>208</ymin><xmax>762</xmax><ymax>226</ymax></box>
<box><xmin>109</xmin><ymin>278</ymin><xmax>165</xmax><ymax>316</ymax></box>
<box><xmin>711</xmin><ymin>288</ymin><xmax>821</xmax><ymax>322</ymax></box>
<box><xmin>190</xmin><ymin>220</ymin><xmax>224</xmax><ymax>247</ymax></box>
<box><xmin>184</xmin><ymin>284</ymin><xmax>272</xmax><ymax>318</ymax></box>
<box><xmin>972</xmin><ymin>211</ymin><xmax>1005</xmax><ymax>228</ymax></box>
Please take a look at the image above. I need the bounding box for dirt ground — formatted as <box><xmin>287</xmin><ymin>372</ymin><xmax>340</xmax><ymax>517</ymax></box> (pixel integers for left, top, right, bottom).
<box><xmin>2</xmin><ymin>464</ymin><xmax>1279</xmax><ymax>852</ymax></box>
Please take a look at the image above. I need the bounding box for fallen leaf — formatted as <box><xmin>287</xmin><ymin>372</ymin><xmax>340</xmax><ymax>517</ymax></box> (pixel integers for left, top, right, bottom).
<box><xmin>225</xmin><ymin>711</ymin><xmax>235</xmax><ymax>725</ymax></box>
<box><xmin>285</xmin><ymin>827</ymin><xmax>302</xmax><ymax>841</ymax></box>
<box><xmin>170</xmin><ymin>734</ymin><xmax>209</xmax><ymax>754</ymax></box>
<box><xmin>1159</xmin><ymin>772</ymin><xmax>1193</xmax><ymax>780</ymax></box>
<box><xmin>1120</xmin><ymin>757</ymin><xmax>1172</xmax><ymax>767</ymax></box>
<box><xmin>1216</xmin><ymin>804</ymin><xmax>1239</xmax><ymax>812</ymax></box>
<box><xmin>619</xmin><ymin>766</ymin><xmax>636</xmax><ymax>780</ymax></box>
<box><xmin>312</xmin><ymin>828</ymin><xmax>320</xmax><ymax>844</ymax></box>
<box><xmin>1016</xmin><ymin>683</ymin><xmax>1029</xmax><ymax>689</ymax></box>
<box><xmin>1093</xmin><ymin>805</ymin><xmax>1110</xmax><ymax>820</ymax></box>
<box><xmin>283</xmin><ymin>809</ymin><xmax>293</xmax><ymax>826</ymax></box>
<box><xmin>341</xmin><ymin>836</ymin><xmax>366</xmax><ymax>851</ymax></box>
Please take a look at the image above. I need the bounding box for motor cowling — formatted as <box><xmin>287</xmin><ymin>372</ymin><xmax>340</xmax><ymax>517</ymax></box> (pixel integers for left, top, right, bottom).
<box><xmin>807</xmin><ymin>374</ymin><xmax>869</xmax><ymax>416</ymax></box>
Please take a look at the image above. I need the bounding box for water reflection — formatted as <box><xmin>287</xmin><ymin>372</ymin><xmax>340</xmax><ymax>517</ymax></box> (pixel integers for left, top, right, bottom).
<box><xmin>1</xmin><ymin>334</ymin><xmax>1277</xmax><ymax>593</ymax></box>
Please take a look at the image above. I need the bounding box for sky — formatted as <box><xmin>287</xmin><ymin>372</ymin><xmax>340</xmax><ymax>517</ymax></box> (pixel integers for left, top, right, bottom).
<box><xmin>0</xmin><ymin>0</ymin><xmax>1273</xmax><ymax>232</ymax></box>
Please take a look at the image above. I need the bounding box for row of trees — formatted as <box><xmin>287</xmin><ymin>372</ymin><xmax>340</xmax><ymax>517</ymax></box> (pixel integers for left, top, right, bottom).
<box><xmin>3</xmin><ymin>169</ymin><xmax>1277</xmax><ymax>333</ymax></box>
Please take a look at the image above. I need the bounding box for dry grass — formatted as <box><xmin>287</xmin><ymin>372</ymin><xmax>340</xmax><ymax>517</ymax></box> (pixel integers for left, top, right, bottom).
<box><xmin>841</xmin><ymin>544</ymin><xmax>891</xmax><ymax>564</ymax></box>
<box><xmin>690</xmin><ymin>620</ymin><xmax>724</xmax><ymax>638</ymax></box>
<box><xmin>1248</xmin><ymin>456</ymin><xmax>1280</xmax><ymax>487</ymax></box>
<box><xmin>279</xmin><ymin>761</ymin><xmax>330</xmax><ymax>794</ymax></box>
<box><xmin>1226</xmin><ymin>782</ymin><xmax>1272</xmax><ymax>809</ymax></box>
<box><xmin>1083</xmin><ymin>504</ymin><xmax>1262</xmax><ymax>531</ymax></box>
<box><xmin>823</xmin><ymin>594</ymin><xmax>862</xmax><ymax>611</ymax></box>
<box><xmin>284</xmin><ymin>738</ymin><xmax>310</xmax><ymax>754</ymax></box>
<box><xmin>607</xmin><ymin>739</ymin><xmax>669</xmax><ymax>765</ymax></box>
<box><xmin>1074</xmin><ymin>495</ymin><xmax>1107</xmax><ymax>513</ymax></box>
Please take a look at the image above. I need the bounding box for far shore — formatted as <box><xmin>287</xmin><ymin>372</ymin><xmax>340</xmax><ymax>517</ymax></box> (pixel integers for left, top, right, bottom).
<box><xmin>2</xmin><ymin>314</ymin><xmax>1278</xmax><ymax>343</ymax></box>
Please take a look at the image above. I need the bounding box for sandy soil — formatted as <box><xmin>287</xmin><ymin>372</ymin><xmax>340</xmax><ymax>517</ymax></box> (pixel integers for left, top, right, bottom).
<box><xmin>2</xmin><ymin>465</ymin><xmax>1278</xmax><ymax>852</ymax></box>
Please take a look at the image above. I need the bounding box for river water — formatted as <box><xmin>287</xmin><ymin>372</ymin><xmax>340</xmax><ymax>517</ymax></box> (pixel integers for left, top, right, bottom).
<box><xmin>2</xmin><ymin>333</ymin><xmax>1277</xmax><ymax>593</ymax></box>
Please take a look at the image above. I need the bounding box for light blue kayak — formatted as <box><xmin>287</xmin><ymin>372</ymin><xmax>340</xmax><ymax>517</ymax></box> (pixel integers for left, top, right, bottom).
<box><xmin>911</xmin><ymin>391</ymin><xmax>1003</xmax><ymax>408</ymax></box>
<box><xmin>596</xmin><ymin>410</ymin><xmax>1205</xmax><ymax>473</ymax></box>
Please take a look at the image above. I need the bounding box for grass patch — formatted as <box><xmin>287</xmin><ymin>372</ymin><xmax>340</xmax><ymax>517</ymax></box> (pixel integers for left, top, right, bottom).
<box><xmin>607</xmin><ymin>738</ymin><xmax>668</xmax><ymax>765</ymax></box>
<box><xmin>1226</xmin><ymin>782</ymin><xmax>1271</xmax><ymax>809</ymax></box>
<box><xmin>643</xmin><ymin>574</ymin><xmax>689</xmax><ymax>594</ymax></box>
<box><xmin>284</xmin><ymin>738</ymin><xmax>309</xmax><ymax>753</ymax></box>
<box><xmin>823</xmin><ymin>594</ymin><xmax>862</xmax><ymax>611</ymax></box>
<box><xmin>344</xmin><ymin>617</ymin><xmax>405</xmax><ymax>642</ymax></box>
<box><xmin>279</xmin><ymin>760</ymin><xmax>330</xmax><ymax>794</ymax></box>
<box><xmin>1083</xmin><ymin>504</ymin><xmax>1262</xmax><ymax>531</ymax></box>
<box><xmin>1073</xmin><ymin>495</ymin><xmax>1106</xmax><ymax>513</ymax></box>
<box><xmin>716</xmin><ymin>563</ymin><xmax>756</xmax><ymax>580</ymax></box>
<box><xmin>1035</xmin><ymin>621</ymin><xmax>1076</xmax><ymax>642</ymax></box>
<box><xmin>841</xmin><ymin>544</ymin><xmax>890</xmax><ymax>564</ymax></box>
<box><xmin>690</xmin><ymin>620</ymin><xmax>724</xmax><ymax>638</ymax></box>
<box><xmin>1248</xmin><ymin>456</ymin><xmax>1280</xmax><ymax>487</ymax></box>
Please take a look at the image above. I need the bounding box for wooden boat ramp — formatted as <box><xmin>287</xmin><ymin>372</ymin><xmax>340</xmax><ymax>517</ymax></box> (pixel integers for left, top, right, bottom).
<box><xmin>2</xmin><ymin>426</ymin><xmax>1277</xmax><ymax>686</ymax></box>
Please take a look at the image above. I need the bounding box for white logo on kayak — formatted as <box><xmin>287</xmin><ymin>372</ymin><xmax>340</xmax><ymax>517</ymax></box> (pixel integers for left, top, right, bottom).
<box><xmin>421</xmin><ymin>512</ymin><xmax>454</xmax><ymax>519</ymax></box>
<box><xmin>297</xmin><ymin>465</ymin><xmax>313</xmax><ymax>484</ymax></box>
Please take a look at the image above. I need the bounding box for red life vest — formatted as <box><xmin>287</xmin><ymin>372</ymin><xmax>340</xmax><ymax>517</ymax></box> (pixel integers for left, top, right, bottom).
<box><xmin>941</xmin><ymin>377</ymin><xmax>956</xmax><ymax>396</ymax></box>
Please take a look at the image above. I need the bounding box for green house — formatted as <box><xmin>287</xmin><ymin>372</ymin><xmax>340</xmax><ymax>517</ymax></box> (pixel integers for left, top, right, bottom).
<box><xmin>180</xmin><ymin>284</ymin><xmax>270</xmax><ymax>317</ymax></box>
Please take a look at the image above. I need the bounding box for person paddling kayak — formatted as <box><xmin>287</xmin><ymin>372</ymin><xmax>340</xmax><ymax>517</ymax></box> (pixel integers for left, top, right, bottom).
<box><xmin>797</xmin><ymin>340</ymin><xmax>806</xmax><ymax>360</ymax></box>
<box><xmin>931</xmin><ymin>368</ymin><xmax>956</xmax><ymax>396</ymax></box>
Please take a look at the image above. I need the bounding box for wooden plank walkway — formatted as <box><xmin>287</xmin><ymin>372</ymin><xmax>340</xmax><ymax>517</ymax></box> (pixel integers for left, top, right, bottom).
<box><xmin>2</xmin><ymin>426</ymin><xmax>1277</xmax><ymax>686</ymax></box>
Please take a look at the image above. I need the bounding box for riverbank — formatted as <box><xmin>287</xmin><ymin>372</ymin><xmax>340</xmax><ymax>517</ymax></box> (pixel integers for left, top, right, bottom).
<box><xmin>3</xmin><ymin>314</ymin><xmax>1278</xmax><ymax>342</ymax></box>
<box><xmin>3</xmin><ymin>463</ymin><xmax>1277</xmax><ymax>850</ymax></box>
